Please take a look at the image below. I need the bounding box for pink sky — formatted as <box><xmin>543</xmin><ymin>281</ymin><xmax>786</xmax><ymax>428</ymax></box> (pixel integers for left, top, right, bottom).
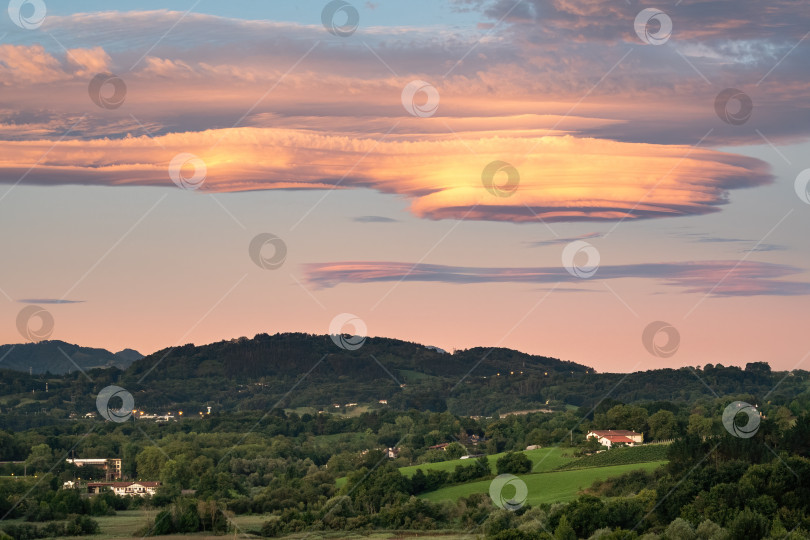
<box><xmin>1</xmin><ymin>1</ymin><xmax>809</xmax><ymax>373</ymax></box>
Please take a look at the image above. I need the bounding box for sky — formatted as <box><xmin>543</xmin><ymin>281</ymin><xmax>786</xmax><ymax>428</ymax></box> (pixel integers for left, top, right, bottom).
<box><xmin>0</xmin><ymin>0</ymin><xmax>809</xmax><ymax>373</ymax></box>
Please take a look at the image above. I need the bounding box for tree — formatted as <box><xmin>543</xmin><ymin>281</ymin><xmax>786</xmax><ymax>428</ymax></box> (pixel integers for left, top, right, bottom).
<box><xmin>663</xmin><ymin>517</ymin><xmax>695</xmax><ymax>540</ymax></box>
<box><xmin>25</xmin><ymin>444</ymin><xmax>53</xmax><ymax>473</ymax></box>
<box><xmin>694</xmin><ymin>519</ymin><xmax>725</xmax><ymax>540</ymax></box>
<box><xmin>686</xmin><ymin>414</ymin><xmax>714</xmax><ymax>438</ymax></box>
<box><xmin>727</xmin><ymin>509</ymin><xmax>769</xmax><ymax>540</ymax></box>
<box><xmin>445</xmin><ymin>442</ymin><xmax>465</xmax><ymax>460</ymax></box>
<box><xmin>554</xmin><ymin>515</ymin><xmax>576</xmax><ymax>540</ymax></box>
<box><xmin>496</xmin><ymin>452</ymin><xmax>531</xmax><ymax>475</ymax></box>
<box><xmin>648</xmin><ymin>410</ymin><xmax>677</xmax><ymax>441</ymax></box>
<box><xmin>136</xmin><ymin>446</ymin><xmax>166</xmax><ymax>479</ymax></box>
<box><xmin>605</xmin><ymin>404</ymin><xmax>649</xmax><ymax>433</ymax></box>
<box><xmin>580</xmin><ymin>436</ymin><xmax>606</xmax><ymax>455</ymax></box>
<box><xmin>160</xmin><ymin>456</ymin><xmax>192</xmax><ymax>489</ymax></box>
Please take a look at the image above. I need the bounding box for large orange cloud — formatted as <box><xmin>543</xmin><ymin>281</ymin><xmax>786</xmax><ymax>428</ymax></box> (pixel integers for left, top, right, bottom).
<box><xmin>0</xmin><ymin>127</ymin><xmax>770</xmax><ymax>223</ymax></box>
<box><xmin>0</xmin><ymin>8</ymin><xmax>804</xmax><ymax>224</ymax></box>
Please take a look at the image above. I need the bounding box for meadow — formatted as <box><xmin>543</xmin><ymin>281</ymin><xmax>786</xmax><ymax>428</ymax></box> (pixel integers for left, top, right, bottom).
<box><xmin>419</xmin><ymin>461</ymin><xmax>667</xmax><ymax>506</ymax></box>
<box><xmin>398</xmin><ymin>446</ymin><xmax>574</xmax><ymax>477</ymax></box>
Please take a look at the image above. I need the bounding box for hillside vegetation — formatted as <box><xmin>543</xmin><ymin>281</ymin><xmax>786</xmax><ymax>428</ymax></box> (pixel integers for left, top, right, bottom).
<box><xmin>2</xmin><ymin>333</ymin><xmax>805</xmax><ymax>423</ymax></box>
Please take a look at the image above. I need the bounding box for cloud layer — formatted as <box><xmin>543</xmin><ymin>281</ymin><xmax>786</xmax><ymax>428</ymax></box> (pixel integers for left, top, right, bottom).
<box><xmin>303</xmin><ymin>260</ymin><xmax>810</xmax><ymax>296</ymax></box>
<box><xmin>0</xmin><ymin>5</ymin><xmax>807</xmax><ymax>224</ymax></box>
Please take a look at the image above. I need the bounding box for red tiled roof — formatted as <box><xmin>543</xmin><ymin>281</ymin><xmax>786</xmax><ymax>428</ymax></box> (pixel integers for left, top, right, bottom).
<box><xmin>588</xmin><ymin>430</ymin><xmax>640</xmax><ymax>437</ymax></box>
<box><xmin>601</xmin><ymin>435</ymin><xmax>635</xmax><ymax>443</ymax></box>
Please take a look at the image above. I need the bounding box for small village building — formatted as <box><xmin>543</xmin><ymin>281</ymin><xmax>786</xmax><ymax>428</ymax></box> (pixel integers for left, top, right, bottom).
<box><xmin>87</xmin><ymin>481</ymin><xmax>161</xmax><ymax>497</ymax></box>
<box><xmin>586</xmin><ymin>430</ymin><xmax>643</xmax><ymax>448</ymax></box>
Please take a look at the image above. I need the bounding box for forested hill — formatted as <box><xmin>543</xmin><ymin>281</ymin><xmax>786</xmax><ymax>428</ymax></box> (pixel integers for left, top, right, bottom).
<box><xmin>125</xmin><ymin>332</ymin><xmax>588</xmax><ymax>381</ymax></box>
<box><xmin>114</xmin><ymin>333</ymin><xmax>804</xmax><ymax>415</ymax></box>
<box><xmin>0</xmin><ymin>340</ymin><xmax>142</xmax><ymax>375</ymax></box>
<box><xmin>1</xmin><ymin>333</ymin><xmax>807</xmax><ymax>422</ymax></box>
<box><xmin>119</xmin><ymin>332</ymin><xmax>590</xmax><ymax>412</ymax></box>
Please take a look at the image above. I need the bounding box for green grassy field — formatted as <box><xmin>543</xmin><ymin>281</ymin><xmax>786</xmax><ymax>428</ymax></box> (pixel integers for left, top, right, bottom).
<box><xmin>420</xmin><ymin>461</ymin><xmax>666</xmax><ymax>506</ymax></box>
<box><xmin>399</xmin><ymin>447</ymin><xmax>574</xmax><ymax>478</ymax></box>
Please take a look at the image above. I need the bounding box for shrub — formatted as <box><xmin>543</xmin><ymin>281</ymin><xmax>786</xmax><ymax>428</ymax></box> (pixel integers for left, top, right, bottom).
<box><xmin>497</xmin><ymin>452</ymin><xmax>532</xmax><ymax>475</ymax></box>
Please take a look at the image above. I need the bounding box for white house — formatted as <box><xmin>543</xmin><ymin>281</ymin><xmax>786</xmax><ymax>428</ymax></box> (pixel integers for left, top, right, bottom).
<box><xmin>586</xmin><ymin>430</ymin><xmax>643</xmax><ymax>448</ymax></box>
<box><xmin>87</xmin><ymin>481</ymin><xmax>161</xmax><ymax>497</ymax></box>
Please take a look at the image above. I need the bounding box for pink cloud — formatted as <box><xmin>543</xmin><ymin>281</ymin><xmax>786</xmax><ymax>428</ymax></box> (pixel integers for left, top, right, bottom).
<box><xmin>302</xmin><ymin>260</ymin><xmax>810</xmax><ymax>296</ymax></box>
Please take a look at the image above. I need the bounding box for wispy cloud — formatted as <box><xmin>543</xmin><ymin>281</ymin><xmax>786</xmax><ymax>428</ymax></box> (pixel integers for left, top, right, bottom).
<box><xmin>353</xmin><ymin>215</ymin><xmax>399</xmax><ymax>223</ymax></box>
<box><xmin>676</xmin><ymin>232</ymin><xmax>787</xmax><ymax>253</ymax></box>
<box><xmin>17</xmin><ymin>298</ymin><xmax>84</xmax><ymax>304</ymax></box>
<box><xmin>527</xmin><ymin>232</ymin><xmax>602</xmax><ymax>248</ymax></box>
<box><xmin>303</xmin><ymin>260</ymin><xmax>810</xmax><ymax>297</ymax></box>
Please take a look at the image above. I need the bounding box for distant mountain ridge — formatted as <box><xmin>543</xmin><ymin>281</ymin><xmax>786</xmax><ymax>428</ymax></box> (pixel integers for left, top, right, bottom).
<box><xmin>0</xmin><ymin>333</ymin><xmax>805</xmax><ymax>420</ymax></box>
<box><xmin>0</xmin><ymin>341</ymin><xmax>142</xmax><ymax>374</ymax></box>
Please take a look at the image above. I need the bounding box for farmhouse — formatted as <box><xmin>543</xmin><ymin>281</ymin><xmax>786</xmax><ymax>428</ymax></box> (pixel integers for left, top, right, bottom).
<box><xmin>586</xmin><ymin>430</ymin><xmax>643</xmax><ymax>448</ymax></box>
<box><xmin>428</xmin><ymin>442</ymin><xmax>450</xmax><ymax>451</ymax></box>
<box><xmin>87</xmin><ymin>481</ymin><xmax>161</xmax><ymax>497</ymax></box>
